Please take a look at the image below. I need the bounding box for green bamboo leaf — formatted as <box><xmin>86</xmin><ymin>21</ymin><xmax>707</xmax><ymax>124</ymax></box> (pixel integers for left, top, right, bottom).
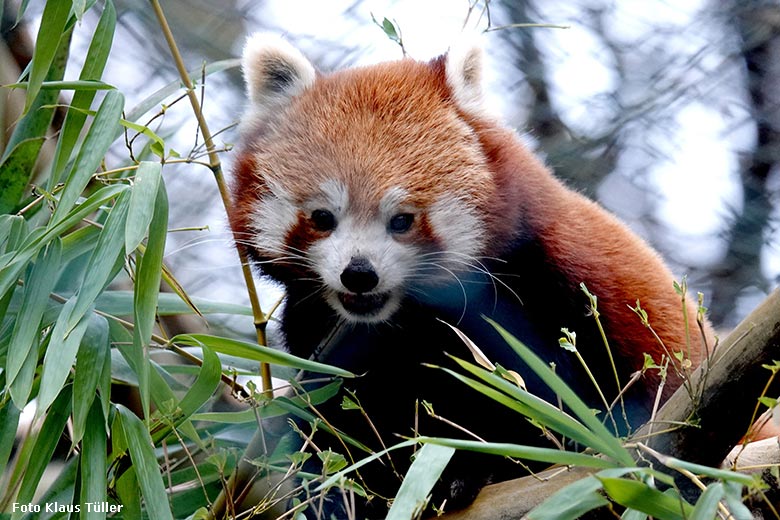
<box><xmin>690</xmin><ymin>482</ymin><xmax>724</xmax><ymax>520</ymax></box>
<box><xmin>111</xmin><ymin>410</ymin><xmax>142</xmax><ymax>518</ymax></box>
<box><xmin>172</xmin><ymin>333</ymin><xmax>355</xmax><ymax>377</ymax></box>
<box><xmin>69</xmin><ymin>189</ymin><xmax>130</xmax><ymax>328</ymax></box>
<box><xmin>72</xmin><ymin>314</ymin><xmax>110</xmax><ymax>445</ymax></box>
<box><xmin>0</xmin><ymin>23</ymin><xmax>69</xmax><ymax>212</ymax></box>
<box><xmin>23</xmin><ymin>0</ymin><xmax>70</xmax><ymax>112</ymax></box>
<box><xmin>12</xmin><ymin>387</ymin><xmax>72</xmax><ymax>520</ymax></box>
<box><xmin>117</xmin><ymin>405</ymin><xmax>174</xmax><ymax>520</ymax></box>
<box><xmin>50</xmin><ymin>0</ymin><xmax>117</xmax><ymax>185</ymax></box>
<box><xmin>19</xmin><ymin>183</ymin><xmax>127</xmax><ymax>258</ymax></box>
<box><xmin>125</xmin><ymin>161</ymin><xmax>162</xmax><ymax>252</ymax></box>
<box><xmin>0</xmin><ymin>400</ymin><xmax>21</xmax><ymax>479</ymax></box>
<box><xmin>723</xmin><ymin>481</ymin><xmax>753</xmax><ymax>520</ymax></box>
<box><xmin>73</xmin><ymin>0</ymin><xmax>87</xmax><ymax>20</ymax></box>
<box><xmin>176</xmin><ymin>345</ymin><xmax>221</xmax><ymax>420</ymax></box>
<box><xmin>0</xmin><ymin>191</ymin><xmax>124</xmax><ymax>310</ymax></box>
<box><xmin>0</xmin><ymin>215</ymin><xmax>26</xmax><ymax>254</ymax></box>
<box><xmin>528</xmin><ymin>475</ymin><xmax>608</xmax><ymax>520</ymax></box>
<box><xmin>114</xmin><ymin>335</ymin><xmax>178</xmax><ymax>409</ymax></box>
<box><xmin>6</xmin><ymin>80</ymin><xmax>116</xmax><ymax>91</ymax></box>
<box><xmin>37</xmin><ymin>297</ymin><xmax>93</xmax><ymax>414</ymax></box>
<box><xmin>419</xmin><ymin>437</ymin><xmax>618</xmax><ymax>470</ymax></box>
<box><xmin>0</xmin><ymin>138</ymin><xmax>43</xmax><ymax>214</ymax></box>
<box><xmin>51</xmin><ymin>89</ymin><xmax>125</xmax><ymax>224</ymax></box>
<box><xmin>95</xmin><ymin>290</ymin><xmax>252</xmax><ymax>316</ymax></box>
<box><xmin>598</xmin><ymin>477</ymin><xmax>693</xmax><ymax>519</ymax></box>
<box><xmin>61</xmin><ymin>224</ymin><xmax>102</xmax><ymax>264</ymax></box>
<box><xmin>124</xmin><ymin>58</ymin><xmax>240</xmax><ymax>124</ymax></box>
<box><xmin>81</xmin><ymin>401</ymin><xmax>108</xmax><ymax>520</ymax></box>
<box><xmin>621</xmin><ymin>509</ymin><xmax>648</xmax><ymax>520</ymax></box>
<box><xmin>387</xmin><ymin>444</ymin><xmax>455</xmax><ymax>520</ymax></box>
<box><xmin>120</xmin><ymin>119</ymin><xmax>166</xmax><ymax>154</ymax></box>
<box><xmin>98</xmin><ymin>321</ymin><xmax>114</xmax><ymax>419</ymax></box>
<box><xmin>440</xmin><ymin>357</ymin><xmax>624</xmax><ymax>461</ymax></box>
<box><xmin>6</xmin><ymin>240</ymin><xmax>62</xmax><ymax>407</ymax></box>
<box><xmin>29</xmin><ymin>459</ymin><xmax>79</xmax><ymax>513</ymax></box>
<box><xmin>648</xmin><ymin>452</ymin><xmax>755</xmax><ymax>487</ymax></box>
<box><xmin>133</xmin><ymin>178</ymin><xmax>167</xmax><ymax>420</ymax></box>
<box><xmin>0</xmin><ymin>185</ymin><xmax>126</xmax><ymax>301</ymax></box>
<box><xmin>488</xmin><ymin>319</ymin><xmax>634</xmax><ymax>466</ymax></box>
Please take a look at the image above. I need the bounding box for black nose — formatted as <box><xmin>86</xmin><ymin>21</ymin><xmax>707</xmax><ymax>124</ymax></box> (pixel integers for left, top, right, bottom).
<box><xmin>340</xmin><ymin>257</ymin><xmax>379</xmax><ymax>293</ymax></box>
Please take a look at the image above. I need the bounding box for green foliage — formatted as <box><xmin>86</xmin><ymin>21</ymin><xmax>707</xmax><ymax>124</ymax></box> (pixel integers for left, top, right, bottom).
<box><xmin>0</xmin><ymin>2</ymin><xmax>350</xmax><ymax>518</ymax></box>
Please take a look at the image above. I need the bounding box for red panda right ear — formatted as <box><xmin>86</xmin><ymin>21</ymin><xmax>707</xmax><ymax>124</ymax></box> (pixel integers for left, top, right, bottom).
<box><xmin>445</xmin><ymin>36</ymin><xmax>487</xmax><ymax>118</ymax></box>
<box><xmin>241</xmin><ymin>33</ymin><xmax>316</xmax><ymax>116</ymax></box>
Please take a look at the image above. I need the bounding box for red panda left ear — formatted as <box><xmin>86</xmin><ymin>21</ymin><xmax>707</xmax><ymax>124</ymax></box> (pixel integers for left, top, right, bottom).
<box><xmin>444</xmin><ymin>36</ymin><xmax>486</xmax><ymax>117</ymax></box>
<box><xmin>241</xmin><ymin>33</ymin><xmax>316</xmax><ymax>119</ymax></box>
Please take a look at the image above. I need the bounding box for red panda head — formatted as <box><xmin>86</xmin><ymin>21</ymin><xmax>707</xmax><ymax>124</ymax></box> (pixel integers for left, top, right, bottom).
<box><xmin>231</xmin><ymin>34</ymin><xmax>511</xmax><ymax>323</ymax></box>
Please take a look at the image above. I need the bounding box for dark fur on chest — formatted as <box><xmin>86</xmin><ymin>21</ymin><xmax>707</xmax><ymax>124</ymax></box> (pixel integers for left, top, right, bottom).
<box><xmin>277</xmin><ymin>239</ymin><xmax>650</xmax><ymax>517</ymax></box>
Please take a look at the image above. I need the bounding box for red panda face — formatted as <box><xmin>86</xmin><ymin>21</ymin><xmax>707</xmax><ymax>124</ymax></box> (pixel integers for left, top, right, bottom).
<box><xmin>232</xmin><ymin>34</ymin><xmax>499</xmax><ymax>323</ymax></box>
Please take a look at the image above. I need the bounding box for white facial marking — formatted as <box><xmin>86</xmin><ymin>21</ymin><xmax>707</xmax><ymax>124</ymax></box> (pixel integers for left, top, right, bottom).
<box><xmin>379</xmin><ymin>186</ymin><xmax>410</xmax><ymax>216</ymax></box>
<box><xmin>428</xmin><ymin>195</ymin><xmax>485</xmax><ymax>260</ymax></box>
<box><xmin>304</xmin><ymin>179</ymin><xmax>349</xmax><ymax>215</ymax></box>
<box><xmin>249</xmin><ymin>180</ymin><xmax>299</xmax><ymax>258</ymax></box>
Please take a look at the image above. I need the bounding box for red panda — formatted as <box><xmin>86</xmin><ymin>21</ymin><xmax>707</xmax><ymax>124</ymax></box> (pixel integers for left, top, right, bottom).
<box><xmin>229</xmin><ymin>33</ymin><xmax>714</xmax><ymax>517</ymax></box>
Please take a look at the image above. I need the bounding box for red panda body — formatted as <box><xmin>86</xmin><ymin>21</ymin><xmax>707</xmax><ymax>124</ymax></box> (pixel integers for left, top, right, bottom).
<box><xmin>230</xmin><ymin>34</ymin><xmax>714</xmax><ymax>517</ymax></box>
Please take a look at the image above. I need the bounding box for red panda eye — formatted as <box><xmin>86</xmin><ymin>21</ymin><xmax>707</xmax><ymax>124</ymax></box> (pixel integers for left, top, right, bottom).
<box><xmin>388</xmin><ymin>213</ymin><xmax>414</xmax><ymax>234</ymax></box>
<box><xmin>311</xmin><ymin>209</ymin><xmax>336</xmax><ymax>231</ymax></box>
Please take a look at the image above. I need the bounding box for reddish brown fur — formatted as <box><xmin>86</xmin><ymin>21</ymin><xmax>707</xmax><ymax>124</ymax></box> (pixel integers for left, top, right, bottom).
<box><xmin>232</xmin><ymin>49</ymin><xmax>714</xmax><ymax>405</ymax></box>
<box><xmin>229</xmin><ymin>41</ymin><xmax>721</xmax><ymax>515</ymax></box>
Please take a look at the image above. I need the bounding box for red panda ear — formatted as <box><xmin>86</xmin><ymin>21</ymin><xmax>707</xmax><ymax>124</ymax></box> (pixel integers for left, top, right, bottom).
<box><xmin>444</xmin><ymin>37</ymin><xmax>486</xmax><ymax>117</ymax></box>
<box><xmin>241</xmin><ymin>33</ymin><xmax>316</xmax><ymax>115</ymax></box>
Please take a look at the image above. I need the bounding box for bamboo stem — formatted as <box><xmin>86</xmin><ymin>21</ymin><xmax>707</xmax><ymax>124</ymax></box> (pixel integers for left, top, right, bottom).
<box><xmin>149</xmin><ymin>0</ymin><xmax>273</xmax><ymax>396</ymax></box>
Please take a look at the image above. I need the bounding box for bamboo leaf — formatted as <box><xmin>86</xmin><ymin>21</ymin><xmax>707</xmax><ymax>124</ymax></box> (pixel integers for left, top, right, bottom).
<box><xmin>317</xmin><ymin>439</ymin><xmax>418</xmax><ymax>491</ymax></box>
<box><xmin>440</xmin><ymin>358</ymin><xmax>622</xmax><ymax>461</ymax></box>
<box><xmin>6</xmin><ymin>239</ymin><xmax>62</xmax><ymax>407</ymax></box>
<box><xmin>0</xmin><ymin>400</ymin><xmax>21</xmax><ymax>479</ymax></box>
<box><xmin>690</xmin><ymin>482</ymin><xmax>724</xmax><ymax>520</ymax></box>
<box><xmin>489</xmin><ymin>319</ymin><xmax>634</xmax><ymax>466</ymax></box>
<box><xmin>51</xmin><ymin>89</ymin><xmax>125</xmax><ymax>224</ymax></box>
<box><xmin>80</xmin><ymin>401</ymin><xmax>108</xmax><ymax>520</ymax></box>
<box><xmin>117</xmin><ymin>405</ymin><xmax>174</xmax><ymax>520</ymax></box>
<box><xmin>387</xmin><ymin>444</ymin><xmax>455</xmax><ymax>520</ymax></box>
<box><xmin>124</xmin><ymin>59</ymin><xmax>240</xmax><ymax>124</ymax></box>
<box><xmin>133</xmin><ymin>177</ymin><xmax>167</xmax><ymax>420</ymax></box>
<box><xmin>528</xmin><ymin>475</ymin><xmax>609</xmax><ymax>520</ymax></box>
<box><xmin>50</xmin><ymin>0</ymin><xmax>117</xmax><ymax>184</ymax></box>
<box><xmin>95</xmin><ymin>290</ymin><xmax>251</xmax><ymax>316</ymax></box>
<box><xmin>175</xmin><ymin>345</ymin><xmax>221</xmax><ymax>420</ymax></box>
<box><xmin>125</xmin><ymin>161</ymin><xmax>162</xmax><ymax>252</ymax></box>
<box><xmin>37</xmin><ymin>297</ymin><xmax>93</xmax><ymax>414</ymax></box>
<box><xmin>598</xmin><ymin>477</ymin><xmax>693</xmax><ymax>519</ymax></box>
<box><xmin>191</xmin><ymin>381</ymin><xmax>342</xmax><ymax>423</ymax></box>
<box><xmin>0</xmin><ymin>25</ymin><xmax>69</xmax><ymax>212</ymax></box>
<box><xmin>723</xmin><ymin>481</ymin><xmax>754</xmax><ymax>520</ymax></box>
<box><xmin>0</xmin><ymin>138</ymin><xmax>43</xmax><ymax>214</ymax></box>
<box><xmin>172</xmin><ymin>333</ymin><xmax>355</xmax><ymax>377</ymax></box>
<box><xmin>23</xmin><ymin>0</ymin><xmax>71</xmax><ymax>112</ymax></box>
<box><xmin>12</xmin><ymin>387</ymin><xmax>72</xmax><ymax>520</ymax></box>
<box><xmin>419</xmin><ymin>437</ymin><xmax>618</xmax><ymax>469</ymax></box>
<box><xmin>72</xmin><ymin>314</ymin><xmax>110</xmax><ymax>445</ymax></box>
<box><xmin>70</xmin><ymin>188</ymin><xmax>130</xmax><ymax>327</ymax></box>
